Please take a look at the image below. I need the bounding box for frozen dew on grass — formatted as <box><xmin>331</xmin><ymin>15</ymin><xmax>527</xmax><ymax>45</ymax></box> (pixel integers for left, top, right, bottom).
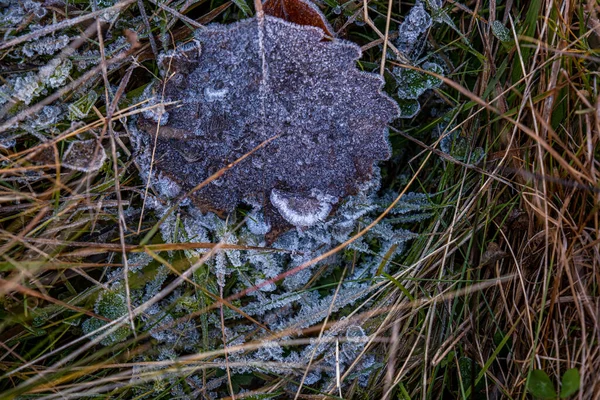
<box><xmin>21</xmin><ymin>34</ymin><xmax>70</xmax><ymax>57</ymax></box>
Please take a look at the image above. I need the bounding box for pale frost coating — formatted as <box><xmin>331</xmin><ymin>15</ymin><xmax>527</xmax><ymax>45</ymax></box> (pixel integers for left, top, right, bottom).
<box><xmin>136</xmin><ymin>16</ymin><xmax>399</xmax><ymax>229</ymax></box>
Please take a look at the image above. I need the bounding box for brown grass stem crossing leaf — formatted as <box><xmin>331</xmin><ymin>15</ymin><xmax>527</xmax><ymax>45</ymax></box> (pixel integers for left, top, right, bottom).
<box><xmin>134</xmin><ymin>16</ymin><xmax>399</xmax><ymax>234</ymax></box>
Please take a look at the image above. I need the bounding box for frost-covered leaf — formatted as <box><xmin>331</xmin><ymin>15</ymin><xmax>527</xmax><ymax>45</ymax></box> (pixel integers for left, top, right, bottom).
<box><xmin>135</xmin><ymin>16</ymin><xmax>399</xmax><ymax>232</ymax></box>
<box><xmin>39</xmin><ymin>58</ymin><xmax>72</xmax><ymax>89</ymax></box>
<box><xmin>12</xmin><ymin>73</ymin><xmax>45</xmax><ymax>105</ymax></box>
<box><xmin>62</xmin><ymin>139</ymin><xmax>107</xmax><ymax>172</ymax></box>
<box><xmin>395</xmin><ymin>62</ymin><xmax>443</xmax><ymax>100</ymax></box>
<box><xmin>491</xmin><ymin>20</ymin><xmax>512</xmax><ymax>42</ymax></box>
<box><xmin>68</xmin><ymin>91</ymin><xmax>99</xmax><ymax>120</ymax></box>
<box><xmin>395</xmin><ymin>1</ymin><xmax>432</xmax><ymax>53</ymax></box>
<box><xmin>397</xmin><ymin>98</ymin><xmax>421</xmax><ymax>118</ymax></box>
<box><xmin>270</xmin><ymin>189</ymin><xmax>334</xmax><ymax>227</ymax></box>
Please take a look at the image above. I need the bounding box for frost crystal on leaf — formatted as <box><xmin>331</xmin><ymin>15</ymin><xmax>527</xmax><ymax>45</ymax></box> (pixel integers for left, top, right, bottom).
<box><xmin>21</xmin><ymin>34</ymin><xmax>70</xmax><ymax>57</ymax></box>
<box><xmin>82</xmin><ymin>291</ymin><xmax>131</xmax><ymax>346</ymax></box>
<box><xmin>68</xmin><ymin>91</ymin><xmax>99</xmax><ymax>120</ymax></box>
<box><xmin>12</xmin><ymin>73</ymin><xmax>45</xmax><ymax>105</ymax></box>
<box><xmin>135</xmin><ymin>16</ymin><xmax>399</xmax><ymax>231</ymax></box>
<box><xmin>39</xmin><ymin>58</ymin><xmax>72</xmax><ymax>89</ymax></box>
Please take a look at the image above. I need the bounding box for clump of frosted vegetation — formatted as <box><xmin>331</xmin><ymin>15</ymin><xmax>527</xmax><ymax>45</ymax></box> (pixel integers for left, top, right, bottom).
<box><xmin>117</xmin><ymin>15</ymin><xmax>434</xmax><ymax>395</ymax></box>
<box><xmin>82</xmin><ymin>291</ymin><xmax>131</xmax><ymax>346</ymax></box>
<box><xmin>11</xmin><ymin>73</ymin><xmax>45</xmax><ymax>105</ymax></box>
<box><xmin>134</xmin><ymin>15</ymin><xmax>399</xmax><ymax>233</ymax></box>
<box><xmin>0</xmin><ymin>0</ymin><xmax>131</xmax><ymax>151</ymax></box>
<box><xmin>81</xmin><ymin>171</ymin><xmax>432</xmax><ymax>395</ymax></box>
<box><xmin>392</xmin><ymin>1</ymin><xmax>445</xmax><ymax>118</ymax></box>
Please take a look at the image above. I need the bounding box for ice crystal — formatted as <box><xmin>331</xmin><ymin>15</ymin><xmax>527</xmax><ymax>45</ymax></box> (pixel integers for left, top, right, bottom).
<box><xmin>135</xmin><ymin>16</ymin><xmax>399</xmax><ymax>231</ymax></box>
<box><xmin>246</xmin><ymin>209</ymin><xmax>272</xmax><ymax>235</ymax></box>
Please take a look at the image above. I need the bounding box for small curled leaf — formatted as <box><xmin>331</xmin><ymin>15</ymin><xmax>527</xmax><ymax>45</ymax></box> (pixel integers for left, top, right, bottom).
<box><xmin>62</xmin><ymin>139</ymin><xmax>107</xmax><ymax>172</ymax></box>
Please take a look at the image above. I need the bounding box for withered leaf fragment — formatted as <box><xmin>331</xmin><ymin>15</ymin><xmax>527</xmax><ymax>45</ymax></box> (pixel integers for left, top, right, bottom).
<box><xmin>263</xmin><ymin>0</ymin><xmax>335</xmax><ymax>37</ymax></box>
<box><xmin>62</xmin><ymin>139</ymin><xmax>107</xmax><ymax>172</ymax></box>
<box><xmin>135</xmin><ymin>16</ymin><xmax>399</xmax><ymax>232</ymax></box>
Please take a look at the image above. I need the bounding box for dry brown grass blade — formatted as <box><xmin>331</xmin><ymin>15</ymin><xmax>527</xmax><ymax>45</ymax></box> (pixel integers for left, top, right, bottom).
<box><xmin>0</xmin><ymin>278</ymin><xmax>109</xmax><ymax>321</ymax></box>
